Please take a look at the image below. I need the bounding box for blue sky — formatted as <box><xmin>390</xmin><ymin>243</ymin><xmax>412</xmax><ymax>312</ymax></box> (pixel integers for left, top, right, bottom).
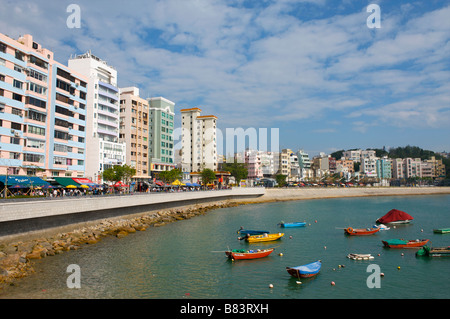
<box><xmin>1</xmin><ymin>0</ymin><xmax>449</xmax><ymax>157</ymax></box>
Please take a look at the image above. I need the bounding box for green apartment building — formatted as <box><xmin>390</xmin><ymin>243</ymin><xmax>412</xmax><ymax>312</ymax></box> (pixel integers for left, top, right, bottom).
<box><xmin>148</xmin><ymin>97</ymin><xmax>176</xmax><ymax>177</ymax></box>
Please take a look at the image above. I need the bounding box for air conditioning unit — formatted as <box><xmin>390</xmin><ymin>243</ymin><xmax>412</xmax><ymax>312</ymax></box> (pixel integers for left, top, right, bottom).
<box><xmin>14</xmin><ymin>132</ymin><xmax>20</xmax><ymax>137</ymax></box>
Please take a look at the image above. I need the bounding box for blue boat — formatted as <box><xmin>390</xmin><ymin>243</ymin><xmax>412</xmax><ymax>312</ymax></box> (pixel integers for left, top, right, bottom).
<box><xmin>278</xmin><ymin>222</ymin><xmax>306</xmax><ymax>228</ymax></box>
<box><xmin>286</xmin><ymin>260</ymin><xmax>322</xmax><ymax>278</ymax></box>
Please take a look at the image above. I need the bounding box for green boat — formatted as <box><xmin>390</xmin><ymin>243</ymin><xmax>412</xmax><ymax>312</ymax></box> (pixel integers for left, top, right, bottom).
<box><xmin>433</xmin><ymin>228</ymin><xmax>450</xmax><ymax>234</ymax></box>
<box><xmin>416</xmin><ymin>245</ymin><xmax>450</xmax><ymax>257</ymax></box>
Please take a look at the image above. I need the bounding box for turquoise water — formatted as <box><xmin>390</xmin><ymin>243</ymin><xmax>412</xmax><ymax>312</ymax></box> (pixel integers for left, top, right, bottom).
<box><xmin>2</xmin><ymin>194</ymin><xmax>450</xmax><ymax>299</ymax></box>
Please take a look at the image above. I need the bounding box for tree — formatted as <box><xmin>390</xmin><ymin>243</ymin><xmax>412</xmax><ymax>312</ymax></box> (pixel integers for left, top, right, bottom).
<box><xmin>101</xmin><ymin>164</ymin><xmax>136</xmax><ymax>184</ymax></box>
<box><xmin>275</xmin><ymin>174</ymin><xmax>287</xmax><ymax>187</ymax></box>
<box><xmin>200</xmin><ymin>168</ymin><xmax>216</xmax><ymax>186</ymax></box>
<box><xmin>158</xmin><ymin>168</ymin><xmax>183</xmax><ymax>184</ymax></box>
<box><xmin>222</xmin><ymin>161</ymin><xmax>248</xmax><ymax>185</ymax></box>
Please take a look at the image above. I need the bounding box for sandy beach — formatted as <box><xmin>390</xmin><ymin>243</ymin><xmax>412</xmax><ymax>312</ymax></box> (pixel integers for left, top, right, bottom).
<box><xmin>233</xmin><ymin>186</ymin><xmax>450</xmax><ymax>204</ymax></box>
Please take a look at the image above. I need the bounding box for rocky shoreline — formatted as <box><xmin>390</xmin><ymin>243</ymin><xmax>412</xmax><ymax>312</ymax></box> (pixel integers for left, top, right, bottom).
<box><xmin>0</xmin><ymin>200</ymin><xmax>238</xmax><ymax>290</ymax></box>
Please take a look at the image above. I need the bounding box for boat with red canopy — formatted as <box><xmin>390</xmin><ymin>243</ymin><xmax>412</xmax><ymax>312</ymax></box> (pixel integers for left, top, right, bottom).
<box><xmin>376</xmin><ymin>209</ymin><xmax>413</xmax><ymax>224</ymax></box>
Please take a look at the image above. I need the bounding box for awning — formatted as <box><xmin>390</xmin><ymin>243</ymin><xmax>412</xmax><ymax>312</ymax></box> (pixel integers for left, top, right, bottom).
<box><xmin>0</xmin><ymin>175</ymin><xmax>51</xmax><ymax>188</ymax></box>
<box><xmin>72</xmin><ymin>178</ymin><xmax>99</xmax><ymax>188</ymax></box>
<box><xmin>53</xmin><ymin>177</ymin><xmax>81</xmax><ymax>188</ymax></box>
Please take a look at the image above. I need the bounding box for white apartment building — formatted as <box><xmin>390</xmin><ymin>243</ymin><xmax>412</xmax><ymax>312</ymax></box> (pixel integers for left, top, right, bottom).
<box><xmin>180</xmin><ymin>107</ymin><xmax>217</xmax><ymax>175</ymax></box>
<box><xmin>361</xmin><ymin>157</ymin><xmax>379</xmax><ymax>177</ymax></box>
<box><xmin>68</xmin><ymin>51</ymin><xmax>126</xmax><ymax>183</ymax></box>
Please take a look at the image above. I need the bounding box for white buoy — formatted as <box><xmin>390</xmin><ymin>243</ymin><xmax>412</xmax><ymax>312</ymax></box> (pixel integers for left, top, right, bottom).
<box><xmin>269</xmin><ymin>284</ymin><xmax>274</xmax><ymax>288</ymax></box>
<box><xmin>296</xmin><ymin>281</ymin><xmax>302</xmax><ymax>285</ymax></box>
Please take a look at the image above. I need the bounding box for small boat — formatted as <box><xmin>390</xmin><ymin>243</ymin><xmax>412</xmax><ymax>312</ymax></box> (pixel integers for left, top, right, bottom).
<box><xmin>278</xmin><ymin>222</ymin><xmax>306</xmax><ymax>228</ymax></box>
<box><xmin>225</xmin><ymin>248</ymin><xmax>274</xmax><ymax>260</ymax></box>
<box><xmin>416</xmin><ymin>245</ymin><xmax>450</xmax><ymax>257</ymax></box>
<box><xmin>286</xmin><ymin>260</ymin><xmax>322</xmax><ymax>278</ymax></box>
<box><xmin>345</xmin><ymin>227</ymin><xmax>380</xmax><ymax>236</ymax></box>
<box><xmin>376</xmin><ymin>209</ymin><xmax>413</xmax><ymax>225</ymax></box>
<box><xmin>246</xmin><ymin>233</ymin><xmax>284</xmax><ymax>243</ymax></box>
<box><xmin>372</xmin><ymin>224</ymin><xmax>390</xmax><ymax>231</ymax></box>
<box><xmin>433</xmin><ymin>228</ymin><xmax>450</xmax><ymax>234</ymax></box>
<box><xmin>382</xmin><ymin>239</ymin><xmax>429</xmax><ymax>248</ymax></box>
<box><xmin>347</xmin><ymin>253</ymin><xmax>374</xmax><ymax>260</ymax></box>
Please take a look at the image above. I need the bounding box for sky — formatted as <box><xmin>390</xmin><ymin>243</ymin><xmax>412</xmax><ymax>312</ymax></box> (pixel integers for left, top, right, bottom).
<box><xmin>1</xmin><ymin>0</ymin><xmax>449</xmax><ymax>157</ymax></box>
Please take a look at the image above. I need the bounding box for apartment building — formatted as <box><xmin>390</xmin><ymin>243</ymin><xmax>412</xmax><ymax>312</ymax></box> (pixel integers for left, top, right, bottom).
<box><xmin>119</xmin><ymin>87</ymin><xmax>150</xmax><ymax>179</ymax></box>
<box><xmin>245</xmin><ymin>149</ymin><xmax>263</xmax><ymax>180</ymax></box>
<box><xmin>0</xmin><ymin>33</ymin><xmax>87</xmax><ymax>178</ymax></box>
<box><xmin>180</xmin><ymin>107</ymin><xmax>217</xmax><ymax>174</ymax></box>
<box><xmin>148</xmin><ymin>97</ymin><xmax>176</xmax><ymax>176</ymax></box>
<box><xmin>361</xmin><ymin>157</ymin><xmax>378</xmax><ymax>177</ymax></box>
<box><xmin>68</xmin><ymin>51</ymin><xmax>126</xmax><ymax>183</ymax></box>
<box><xmin>376</xmin><ymin>157</ymin><xmax>392</xmax><ymax>179</ymax></box>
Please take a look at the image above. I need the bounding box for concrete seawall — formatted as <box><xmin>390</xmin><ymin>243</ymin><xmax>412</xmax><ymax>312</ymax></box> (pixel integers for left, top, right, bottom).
<box><xmin>0</xmin><ymin>188</ymin><xmax>265</xmax><ymax>238</ymax></box>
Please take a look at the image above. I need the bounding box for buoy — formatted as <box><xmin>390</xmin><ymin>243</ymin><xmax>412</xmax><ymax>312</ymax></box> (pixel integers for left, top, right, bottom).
<box><xmin>289</xmin><ymin>236</ymin><xmax>293</xmax><ymax>239</ymax></box>
<box><xmin>296</xmin><ymin>281</ymin><xmax>302</xmax><ymax>285</ymax></box>
<box><xmin>315</xmin><ymin>220</ymin><xmax>317</xmax><ymax>223</ymax></box>
<box><xmin>279</xmin><ymin>253</ymin><xmax>283</xmax><ymax>256</ymax></box>
<box><xmin>269</xmin><ymin>284</ymin><xmax>274</xmax><ymax>288</ymax></box>
<box><xmin>324</xmin><ymin>246</ymin><xmax>327</xmax><ymax>249</ymax></box>
<box><xmin>380</xmin><ymin>273</ymin><xmax>385</xmax><ymax>277</ymax></box>
<box><xmin>338</xmin><ymin>265</ymin><xmax>342</xmax><ymax>268</ymax></box>
<box><xmin>331</xmin><ymin>281</ymin><xmax>335</xmax><ymax>286</ymax></box>
<box><xmin>377</xmin><ymin>253</ymin><xmax>380</xmax><ymax>256</ymax></box>
<box><xmin>421</xmin><ymin>229</ymin><xmax>423</xmax><ymax>232</ymax></box>
<box><xmin>401</xmin><ymin>253</ymin><xmax>404</xmax><ymax>256</ymax></box>
<box><xmin>397</xmin><ymin>266</ymin><xmax>401</xmax><ymax>270</ymax></box>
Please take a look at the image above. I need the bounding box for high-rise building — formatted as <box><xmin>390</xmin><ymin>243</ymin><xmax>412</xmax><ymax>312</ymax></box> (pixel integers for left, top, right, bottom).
<box><xmin>148</xmin><ymin>97</ymin><xmax>176</xmax><ymax>176</ymax></box>
<box><xmin>0</xmin><ymin>33</ymin><xmax>88</xmax><ymax>178</ymax></box>
<box><xmin>68</xmin><ymin>51</ymin><xmax>126</xmax><ymax>183</ymax></box>
<box><xmin>180</xmin><ymin>107</ymin><xmax>217</xmax><ymax>174</ymax></box>
<box><xmin>119</xmin><ymin>87</ymin><xmax>150</xmax><ymax>179</ymax></box>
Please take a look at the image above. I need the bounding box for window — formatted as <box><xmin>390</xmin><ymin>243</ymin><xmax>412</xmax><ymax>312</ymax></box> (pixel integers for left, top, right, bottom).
<box><xmin>28</xmin><ymin>55</ymin><xmax>48</xmax><ymax>69</ymax></box>
<box><xmin>56</xmin><ymin>93</ymin><xmax>73</xmax><ymax>105</ymax></box>
<box><xmin>10</xmin><ymin>137</ymin><xmax>20</xmax><ymax>145</ymax></box>
<box><xmin>27</xmin><ymin>109</ymin><xmax>46</xmax><ymax>122</ymax></box>
<box><xmin>0</xmin><ymin>42</ymin><xmax>6</xmax><ymax>53</ymax></box>
<box><xmin>29</xmin><ymin>69</ymin><xmax>47</xmax><ymax>82</ymax></box>
<box><xmin>28</xmin><ymin>82</ymin><xmax>47</xmax><ymax>95</ymax></box>
<box><xmin>55</xmin><ymin>118</ymin><xmax>71</xmax><ymax>128</ymax></box>
<box><xmin>53</xmin><ymin>156</ymin><xmax>67</xmax><ymax>165</ymax></box>
<box><xmin>54</xmin><ymin>130</ymin><xmax>70</xmax><ymax>140</ymax></box>
<box><xmin>13</xmin><ymin>79</ymin><xmax>23</xmax><ymax>89</ymax></box>
<box><xmin>26</xmin><ymin>96</ymin><xmax>46</xmax><ymax>109</ymax></box>
<box><xmin>56</xmin><ymin>79</ymin><xmax>74</xmax><ymax>94</ymax></box>
<box><xmin>25</xmin><ymin>138</ymin><xmax>45</xmax><ymax>149</ymax></box>
<box><xmin>15</xmin><ymin>50</ymin><xmax>25</xmax><ymax>61</ymax></box>
<box><xmin>24</xmin><ymin>153</ymin><xmax>44</xmax><ymax>163</ymax></box>
<box><xmin>27</xmin><ymin>125</ymin><xmax>45</xmax><ymax>136</ymax></box>
<box><xmin>11</xmin><ymin>122</ymin><xmax>21</xmax><ymax>130</ymax></box>
<box><xmin>55</xmin><ymin>105</ymin><xmax>74</xmax><ymax>117</ymax></box>
<box><xmin>12</xmin><ymin>93</ymin><xmax>23</xmax><ymax>102</ymax></box>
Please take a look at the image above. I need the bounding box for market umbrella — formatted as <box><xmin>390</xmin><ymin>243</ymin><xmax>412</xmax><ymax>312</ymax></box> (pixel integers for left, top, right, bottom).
<box><xmin>66</xmin><ymin>185</ymin><xmax>77</xmax><ymax>188</ymax></box>
<box><xmin>80</xmin><ymin>185</ymin><xmax>90</xmax><ymax>189</ymax></box>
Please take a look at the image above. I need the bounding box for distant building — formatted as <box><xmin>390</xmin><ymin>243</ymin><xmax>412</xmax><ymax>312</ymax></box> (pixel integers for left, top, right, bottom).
<box><xmin>180</xmin><ymin>107</ymin><xmax>217</xmax><ymax>175</ymax></box>
<box><xmin>376</xmin><ymin>157</ymin><xmax>392</xmax><ymax>179</ymax></box>
<box><xmin>148</xmin><ymin>96</ymin><xmax>176</xmax><ymax>176</ymax></box>
<box><xmin>119</xmin><ymin>87</ymin><xmax>150</xmax><ymax>180</ymax></box>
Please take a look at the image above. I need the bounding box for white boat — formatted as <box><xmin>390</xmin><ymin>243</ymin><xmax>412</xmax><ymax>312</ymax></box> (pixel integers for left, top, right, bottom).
<box><xmin>347</xmin><ymin>253</ymin><xmax>375</xmax><ymax>260</ymax></box>
<box><xmin>373</xmin><ymin>224</ymin><xmax>390</xmax><ymax>231</ymax></box>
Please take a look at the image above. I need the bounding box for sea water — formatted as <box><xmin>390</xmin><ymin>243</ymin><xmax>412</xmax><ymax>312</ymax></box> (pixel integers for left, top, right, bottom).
<box><xmin>1</xmin><ymin>194</ymin><xmax>450</xmax><ymax>299</ymax></box>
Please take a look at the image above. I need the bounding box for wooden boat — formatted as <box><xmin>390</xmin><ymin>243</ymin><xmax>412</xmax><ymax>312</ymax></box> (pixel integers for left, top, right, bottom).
<box><xmin>416</xmin><ymin>245</ymin><xmax>450</xmax><ymax>257</ymax></box>
<box><xmin>347</xmin><ymin>253</ymin><xmax>374</xmax><ymax>260</ymax></box>
<box><xmin>278</xmin><ymin>222</ymin><xmax>306</xmax><ymax>228</ymax></box>
<box><xmin>286</xmin><ymin>260</ymin><xmax>322</xmax><ymax>278</ymax></box>
<box><xmin>433</xmin><ymin>228</ymin><xmax>450</xmax><ymax>234</ymax></box>
<box><xmin>382</xmin><ymin>239</ymin><xmax>429</xmax><ymax>248</ymax></box>
<box><xmin>345</xmin><ymin>227</ymin><xmax>380</xmax><ymax>236</ymax></box>
<box><xmin>376</xmin><ymin>209</ymin><xmax>413</xmax><ymax>224</ymax></box>
<box><xmin>246</xmin><ymin>233</ymin><xmax>284</xmax><ymax>243</ymax></box>
<box><xmin>225</xmin><ymin>248</ymin><xmax>274</xmax><ymax>260</ymax></box>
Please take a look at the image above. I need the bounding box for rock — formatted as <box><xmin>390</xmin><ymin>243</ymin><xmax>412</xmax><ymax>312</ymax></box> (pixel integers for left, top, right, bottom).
<box><xmin>116</xmin><ymin>231</ymin><xmax>129</xmax><ymax>238</ymax></box>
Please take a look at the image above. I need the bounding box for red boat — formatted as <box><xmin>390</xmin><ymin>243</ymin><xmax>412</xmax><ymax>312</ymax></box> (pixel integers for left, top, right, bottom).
<box><xmin>345</xmin><ymin>227</ymin><xmax>380</xmax><ymax>236</ymax></box>
<box><xmin>225</xmin><ymin>248</ymin><xmax>274</xmax><ymax>260</ymax></box>
<box><xmin>382</xmin><ymin>239</ymin><xmax>429</xmax><ymax>248</ymax></box>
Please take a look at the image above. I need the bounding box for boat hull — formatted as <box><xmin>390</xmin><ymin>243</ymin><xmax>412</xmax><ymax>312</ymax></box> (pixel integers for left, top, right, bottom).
<box><xmin>238</xmin><ymin>230</ymin><xmax>269</xmax><ymax>235</ymax></box>
<box><xmin>279</xmin><ymin>222</ymin><xmax>306</xmax><ymax>228</ymax></box>
<box><xmin>433</xmin><ymin>228</ymin><xmax>450</xmax><ymax>234</ymax></box>
<box><xmin>286</xmin><ymin>261</ymin><xmax>321</xmax><ymax>278</ymax></box>
<box><xmin>382</xmin><ymin>239</ymin><xmax>429</xmax><ymax>248</ymax></box>
<box><xmin>345</xmin><ymin>227</ymin><xmax>380</xmax><ymax>236</ymax></box>
<box><xmin>246</xmin><ymin>233</ymin><xmax>284</xmax><ymax>243</ymax></box>
<box><xmin>226</xmin><ymin>248</ymin><xmax>274</xmax><ymax>260</ymax></box>
<box><xmin>417</xmin><ymin>246</ymin><xmax>450</xmax><ymax>257</ymax></box>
